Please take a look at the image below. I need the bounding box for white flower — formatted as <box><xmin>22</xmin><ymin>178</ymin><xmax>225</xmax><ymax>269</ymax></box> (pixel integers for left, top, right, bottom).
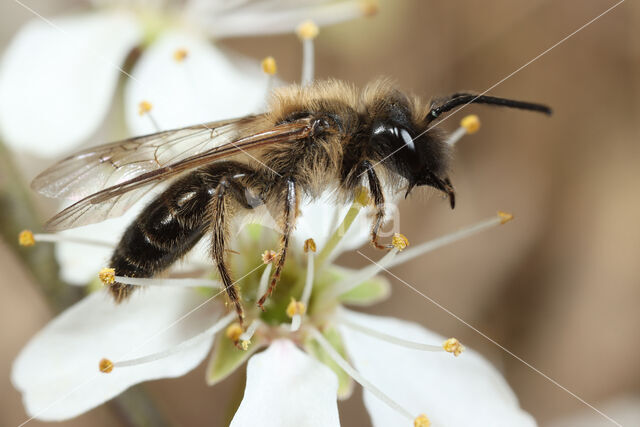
<box><xmin>10</xmin><ymin>3</ymin><xmax>534</xmax><ymax>424</ymax></box>
<box><xmin>0</xmin><ymin>0</ymin><xmax>375</xmax><ymax>156</ymax></box>
<box><xmin>13</xmin><ymin>197</ymin><xmax>535</xmax><ymax>426</ymax></box>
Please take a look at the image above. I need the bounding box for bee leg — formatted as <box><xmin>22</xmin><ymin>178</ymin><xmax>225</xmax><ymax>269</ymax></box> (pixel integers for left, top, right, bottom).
<box><xmin>210</xmin><ymin>175</ymin><xmax>255</xmax><ymax>326</ymax></box>
<box><xmin>362</xmin><ymin>161</ymin><xmax>393</xmax><ymax>250</ymax></box>
<box><xmin>257</xmin><ymin>177</ymin><xmax>298</xmax><ymax>309</ymax></box>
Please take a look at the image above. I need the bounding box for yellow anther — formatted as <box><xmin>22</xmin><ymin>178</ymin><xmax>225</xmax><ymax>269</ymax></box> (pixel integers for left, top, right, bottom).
<box><xmin>304</xmin><ymin>238</ymin><xmax>317</xmax><ymax>253</ymax></box>
<box><xmin>225</xmin><ymin>323</ymin><xmax>243</xmax><ymax>342</ymax></box>
<box><xmin>173</xmin><ymin>48</ymin><xmax>188</xmax><ymax>62</ymax></box>
<box><xmin>261</xmin><ymin>56</ymin><xmax>277</xmax><ymax>75</ymax></box>
<box><xmin>138</xmin><ymin>100</ymin><xmax>153</xmax><ymax>116</ymax></box>
<box><xmin>99</xmin><ymin>358</ymin><xmax>114</xmax><ymax>373</ymax></box>
<box><xmin>460</xmin><ymin>114</ymin><xmax>480</xmax><ymax>134</ymax></box>
<box><xmin>98</xmin><ymin>268</ymin><xmax>115</xmax><ymax>286</ymax></box>
<box><xmin>286</xmin><ymin>298</ymin><xmax>306</xmax><ymax>318</ymax></box>
<box><xmin>354</xmin><ymin>186</ymin><xmax>371</xmax><ymax>207</ymax></box>
<box><xmin>392</xmin><ymin>233</ymin><xmax>409</xmax><ymax>251</ymax></box>
<box><xmin>497</xmin><ymin>211</ymin><xmax>514</xmax><ymax>224</ymax></box>
<box><xmin>18</xmin><ymin>230</ymin><xmax>35</xmax><ymax>247</ymax></box>
<box><xmin>360</xmin><ymin>0</ymin><xmax>379</xmax><ymax>17</ymax></box>
<box><xmin>262</xmin><ymin>250</ymin><xmax>277</xmax><ymax>264</ymax></box>
<box><xmin>414</xmin><ymin>414</ymin><xmax>431</xmax><ymax>427</ymax></box>
<box><xmin>296</xmin><ymin>20</ymin><xmax>319</xmax><ymax>40</ymax></box>
<box><xmin>241</xmin><ymin>340</ymin><xmax>250</xmax><ymax>351</ymax></box>
<box><xmin>443</xmin><ymin>337</ymin><xmax>464</xmax><ymax>357</ymax></box>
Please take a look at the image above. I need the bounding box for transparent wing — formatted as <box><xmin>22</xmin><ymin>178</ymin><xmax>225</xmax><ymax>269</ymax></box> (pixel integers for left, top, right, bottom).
<box><xmin>32</xmin><ymin>116</ymin><xmax>262</xmax><ymax>201</ymax></box>
<box><xmin>41</xmin><ymin>117</ymin><xmax>314</xmax><ymax>231</ymax></box>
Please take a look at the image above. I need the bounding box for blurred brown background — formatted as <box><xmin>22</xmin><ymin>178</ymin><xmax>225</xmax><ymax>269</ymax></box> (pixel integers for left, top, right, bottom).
<box><xmin>1</xmin><ymin>1</ymin><xmax>639</xmax><ymax>426</ymax></box>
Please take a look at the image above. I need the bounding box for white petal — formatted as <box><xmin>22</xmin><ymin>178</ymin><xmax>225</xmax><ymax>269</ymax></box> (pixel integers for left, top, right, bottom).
<box><xmin>0</xmin><ymin>12</ymin><xmax>141</xmax><ymax>156</ymax></box>
<box><xmin>12</xmin><ymin>287</ymin><xmax>220</xmax><ymax>421</ymax></box>
<box><xmin>293</xmin><ymin>193</ymin><xmax>372</xmax><ymax>254</ymax></box>
<box><xmin>125</xmin><ymin>31</ymin><xmax>268</xmax><ymax>135</ymax></box>
<box><xmin>231</xmin><ymin>339</ymin><xmax>340</xmax><ymax>427</ymax></box>
<box><xmin>339</xmin><ymin>310</ymin><xmax>536</xmax><ymax>427</ymax></box>
<box><xmin>187</xmin><ymin>0</ymin><xmax>373</xmax><ymax>38</ymax></box>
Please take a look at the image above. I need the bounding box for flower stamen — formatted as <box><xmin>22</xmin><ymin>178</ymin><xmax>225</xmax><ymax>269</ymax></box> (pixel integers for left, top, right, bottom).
<box><xmin>18</xmin><ymin>230</ymin><xmax>112</xmax><ymax>248</ymax></box>
<box><xmin>442</xmin><ymin>337</ymin><xmax>464</xmax><ymax>357</ymax></box>
<box><xmin>414</xmin><ymin>414</ymin><xmax>431</xmax><ymax>427</ymax></box>
<box><xmin>296</xmin><ymin>20</ymin><xmax>318</xmax><ymax>86</ymax></box>
<box><xmin>261</xmin><ymin>249</ymin><xmax>277</xmax><ymax>264</ymax></box>
<box><xmin>99</xmin><ymin>312</ymin><xmax>236</xmax><ymax>373</ymax></box>
<box><xmin>18</xmin><ymin>230</ymin><xmax>35</xmax><ymax>247</ymax></box>
<box><xmin>316</xmin><ymin>187</ymin><xmax>370</xmax><ymax>266</ymax></box>
<box><xmin>138</xmin><ymin>100</ymin><xmax>160</xmax><ymax>131</ymax></box>
<box><xmin>98</xmin><ymin>268</ymin><xmax>115</xmax><ymax>286</ymax></box>
<box><xmin>337</xmin><ymin>313</ymin><xmax>445</xmax><ymax>352</ymax></box>
<box><xmin>115</xmin><ymin>275</ymin><xmax>220</xmax><ymax>288</ymax></box>
<box><xmin>239</xmin><ymin>319</ymin><xmax>260</xmax><ymax>343</ymax></box>
<box><xmin>261</xmin><ymin>56</ymin><xmax>277</xmax><ymax>76</ymax></box>
<box><xmin>173</xmin><ymin>48</ymin><xmax>188</xmax><ymax>62</ymax></box>
<box><xmin>257</xmin><ymin>258</ymin><xmax>274</xmax><ymax>298</ymax></box>
<box><xmin>360</xmin><ymin>0</ymin><xmax>380</xmax><ymax>17</ymax></box>
<box><xmin>328</xmin><ymin>212</ymin><xmax>512</xmax><ymax>298</ymax></box>
<box><xmin>310</xmin><ymin>327</ymin><xmax>416</xmax><ymax>422</ymax></box>
<box><xmin>261</xmin><ymin>55</ymin><xmax>278</xmax><ymax>97</ymax></box>
<box><xmin>290</xmin><ymin>238</ymin><xmax>317</xmax><ymax>331</ymax></box>
<box><xmin>392</xmin><ymin>233</ymin><xmax>409</xmax><ymax>251</ymax></box>
<box><xmin>99</xmin><ymin>358</ymin><xmax>113</xmax><ymax>373</ymax></box>
<box><xmin>445</xmin><ymin>114</ymin><xmax>481</xmax><ymax>146</ymax></box>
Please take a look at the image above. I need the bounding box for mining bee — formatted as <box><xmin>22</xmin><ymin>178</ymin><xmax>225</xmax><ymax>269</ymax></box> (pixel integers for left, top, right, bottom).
<box><xmin>33</xmin><ymin>79</ymin><xmax>551</xmax><ymax>324</ymax></box>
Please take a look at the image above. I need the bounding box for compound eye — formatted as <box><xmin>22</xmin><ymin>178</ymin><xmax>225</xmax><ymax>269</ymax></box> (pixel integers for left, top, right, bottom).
<box><xmin>399</xmin><ymin>127</ymin><xmax>415</xmax><ymax>152</ymax></box>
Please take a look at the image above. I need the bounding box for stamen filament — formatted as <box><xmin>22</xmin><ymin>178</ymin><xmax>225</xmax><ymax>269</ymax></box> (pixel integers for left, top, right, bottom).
<box><xmin>113</xmin><ymin>276</ymin><xmax>220</xmax><ymax>288</ymax></box>
<box><xmin>138</xmin><ymin>100</ymin><xmax>160</xmax><ymax>132</ymax></box>
<box><xmin>301</xmin><ymin>250</ymin><xmax>315</xmax><ymax>307</ymax></box>
<box><xmin>444</xmin><ymin>126</ymin><xmax>466</xmax><ymax>146</ymax></box>
<box><xmin>445</xmin><ymin>114</ymin><xmax>480</xmax><ymax>146</ymax></box>
<box><xmin>388</xmin><ymin>213</ymin><xmax>508</xmax><ymax>269</ymax></box>
<box><xmin>108</xmin><ymin>312</ymin><xmax>236</xmax><ymax>370</ymax></box>
<box><xmin>290</xmin><ymin>313</ymin><xmax>302</xmax><ymax>331</ymax></box>
<box><xmin>26</xmin><ymin>232</ymin><xmax>113</xmax><ymax>248</ymax></box>
<box><xmin>257</xmin><ymin>262</ymin><xmax>273</xmax><ymax>298</ymax></box>
<box><xmin>309</xmin><ymin>327</ymin><xmax>414</xmax><ymax>422</ymax></box>
<box><xmin>331</xmin><ymin>213</ymin><xmax>510</xmax><ymax>298</ymax></box>
<box><xmin>261</xmin><ymin>56</ymin><xmax>278</xmax><ymax>99</ymax></box>
<box><xmin>296</xmin><ymin>20</ymin><xmax>318</xmax><ymax>85</ymax></box>
<box><xmin>291</xmin><ymin>240</ymin><xmax>317</xmax><ymax>331</ymax></box>
<box><xmin>337</xmin><ymin>313</ymin><xmax>444</xmax><ymax>352</ymax></box>
<box><xmin>316</xmin><ymin>187</ymin><xmax>370</xmax><ymax>267</ymax></box>
<box><xmin>239</xmin><ymin>319</ymin><xmax>261</xmax><ymax>342</ymax></box>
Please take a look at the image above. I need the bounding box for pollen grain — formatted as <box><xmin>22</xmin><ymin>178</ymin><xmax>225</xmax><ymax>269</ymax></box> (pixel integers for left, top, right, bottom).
<box><xmin>18</xmin><ymin>230</ymin><xmax>35</xmax><ymax>247</ymax></box>
<box><xmin>98</xmin><ymin>268</ymin><xmax>116</xmax><ymax>286</ymax></box>
<box><xmin>443</xmin><ymin>337</ymin><xmax>464</xmax><ymax>357</ymax></box>
<box><xmin>99</xmin><ymin>358</ymin><xmax>114</xmax><ymax>374</ymax></box>
<box><xmin>414</xmin><ymin>414</ymin><xmax>431</xmax><ymax>427</ymax></box>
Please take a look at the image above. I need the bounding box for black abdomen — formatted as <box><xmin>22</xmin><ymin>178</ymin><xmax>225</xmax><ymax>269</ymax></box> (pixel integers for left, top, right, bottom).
<box><xmin>108</xmin><ymin>171</ymin><xmax>212</xmax><ymax>300</ymax></box>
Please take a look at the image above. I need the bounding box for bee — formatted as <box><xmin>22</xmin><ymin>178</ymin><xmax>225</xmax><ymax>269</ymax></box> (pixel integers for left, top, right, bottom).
<box><xmin>33</xmin><ymin>79</ymin><xmax>551</xmax><ymax>324</ymax></box>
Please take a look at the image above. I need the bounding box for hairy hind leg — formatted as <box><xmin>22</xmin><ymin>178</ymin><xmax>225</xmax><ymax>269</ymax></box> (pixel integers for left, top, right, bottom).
<box><xmin>209</xmin><ymin>169</ymin><xmax>264</xmax><ymax>325</ymax></box>
<box><xmin>257</xmin><ymin>177</ymin><xmax>298</xmax><ymax>309</ymax></box>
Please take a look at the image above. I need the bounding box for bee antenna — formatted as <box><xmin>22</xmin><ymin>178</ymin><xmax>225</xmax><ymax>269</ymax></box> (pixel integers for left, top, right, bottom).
<box><xmin>427</xmin><ymin>93</ymin><xmax>552</xmax><ymax>123</ymax></box>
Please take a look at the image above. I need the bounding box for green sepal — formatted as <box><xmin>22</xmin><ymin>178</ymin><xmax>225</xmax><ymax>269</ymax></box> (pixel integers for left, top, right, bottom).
<box><xmin>304</xmin><ymin>326</ymin><xmax>354</xmax><ymax>399</ymax></box>
<box><xmin>338</xmin><ymin>274</ymin><xmax>391</xmax><ymax>306</ymax></box>
<box><xmin>206</xmin><ymin>330</ymin><xmax>264</xmax><ymax>386</ymax></box>
<box><xmin>310</xmin><ymin>266</ymin><xmax>391</xmax><ymax>313</ymax></box>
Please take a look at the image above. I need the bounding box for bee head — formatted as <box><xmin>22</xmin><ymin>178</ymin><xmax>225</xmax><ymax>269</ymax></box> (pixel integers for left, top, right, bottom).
<box><xmin>369</xmin><ymin>108</ymin><xmax>455</xmax><ymax>208</ymax></box>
